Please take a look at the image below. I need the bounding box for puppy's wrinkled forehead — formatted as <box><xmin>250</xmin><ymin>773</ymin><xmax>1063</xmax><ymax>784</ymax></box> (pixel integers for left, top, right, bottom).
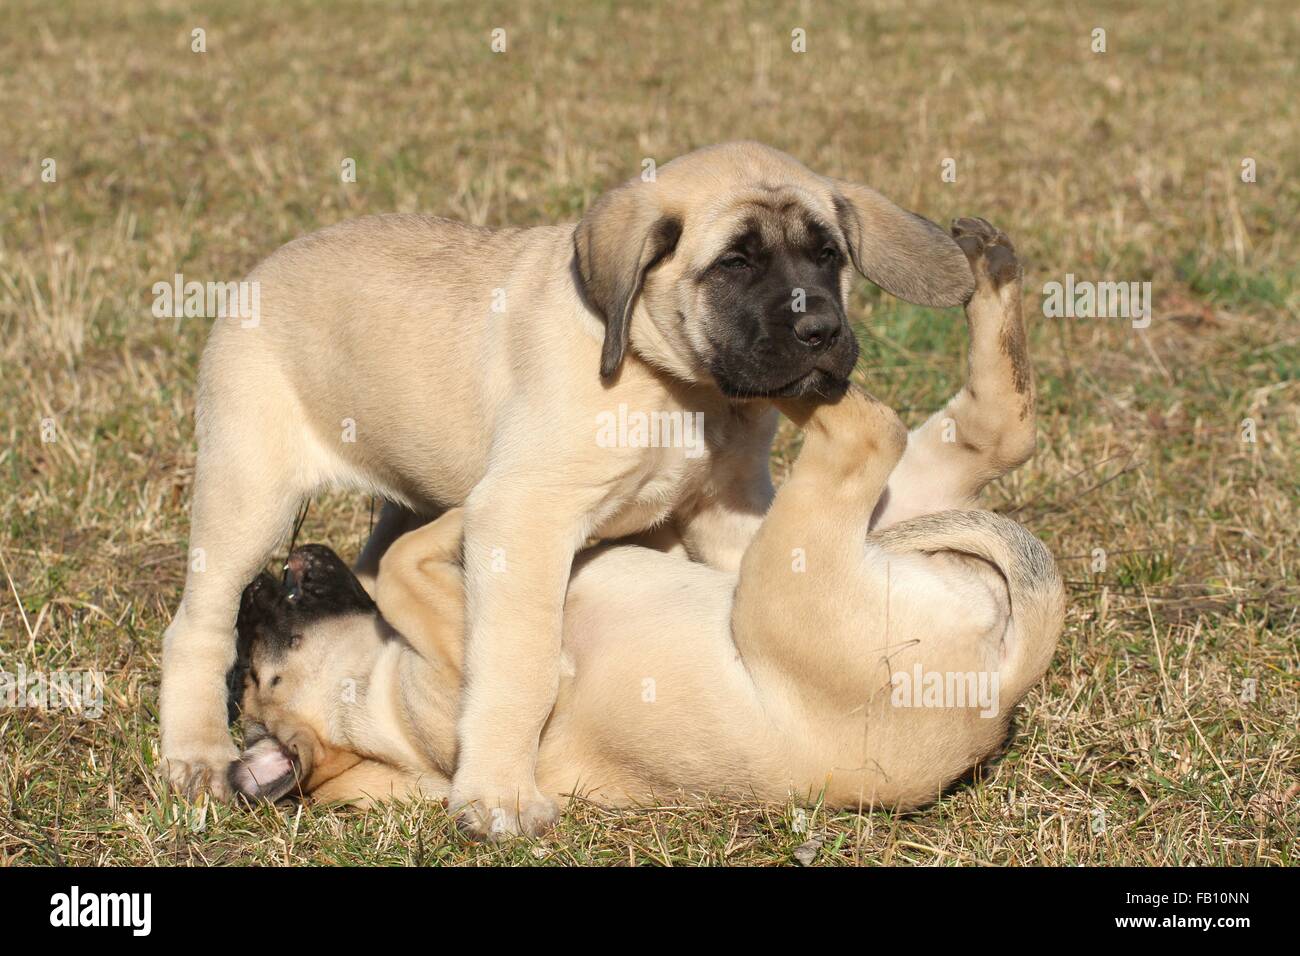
<box><xmin>694</xmin><ymin>185</ymin><xmax>840</xmax><ymax>263</ymax></box>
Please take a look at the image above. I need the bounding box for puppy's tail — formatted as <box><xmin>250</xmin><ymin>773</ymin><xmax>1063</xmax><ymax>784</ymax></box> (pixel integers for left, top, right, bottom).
<box><xmin>870</xmin><ymin>510</ymin><xmax>1066</xmax><ymax>699</ymax></box>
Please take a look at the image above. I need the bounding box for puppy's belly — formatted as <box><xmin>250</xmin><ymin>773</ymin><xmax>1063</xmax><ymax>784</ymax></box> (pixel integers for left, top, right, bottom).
<box><xmin>536</xmin><ymin>547</ymin><xmax>779</xmax><ymax>802</ymax></box>
<box><xmin>590</xmin><ymin>498</ymin><xmax>673</xmax><ymax>542</ymax></box>
<box><xmin>315</xmin><ymin>421</ymin><xmax>494</xmax><ymax>511</ymax></box>
<box><xmin>234</xmin><ymin>250</ymin><xmax>517</xmax><ymax>508</ymax></box>
<box><xmin>274</xmin><ymin>348</ymin><xmax>505</xmax><ymax>509</ymax></box>
<box><xmin>588</xmin><ymin>447</ymin><xmax>715</xmax><ymax>542</ymax></box>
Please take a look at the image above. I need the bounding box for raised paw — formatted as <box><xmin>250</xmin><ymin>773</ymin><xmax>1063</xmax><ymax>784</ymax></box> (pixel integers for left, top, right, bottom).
<box><xmin>774</xmin><ymin>385</ymin><xmax>908</xmax><ymax>480</ymax></box>
<box><xmin>951</xmin><ymin>216</ymin><xmax>1035</xmax><ymax>408</ymax></box>
<box><xmin>951</xmin><ymin>217</ymin><xmax>1021</xmax><ymax>291</ymax></box>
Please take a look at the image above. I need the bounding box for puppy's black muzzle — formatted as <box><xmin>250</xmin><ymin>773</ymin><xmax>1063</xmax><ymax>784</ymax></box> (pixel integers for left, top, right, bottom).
<box><xmin>227</xmin><ymin>544</ymin><xmax>376</xmax><ymax>722</ymax></box>
<box><xmin>239</xmin><ymin>544</ymin><xmax>375</xmax><ymax>645</ymax></box>
<box><xmin>281</xmin><ymin>544</ymin><xmax>375</xmax><ymax>614</ymax></box>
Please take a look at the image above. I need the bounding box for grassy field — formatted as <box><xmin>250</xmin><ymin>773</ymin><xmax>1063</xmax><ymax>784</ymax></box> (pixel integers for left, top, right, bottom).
<box><xmin>0</xmin><ymin>0</ymin><xmax>1296</xmax><ymax>865</ymax></box>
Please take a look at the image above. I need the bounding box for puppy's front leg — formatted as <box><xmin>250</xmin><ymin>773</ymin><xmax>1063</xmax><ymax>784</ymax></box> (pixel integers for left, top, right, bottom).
<box><xmin>731</xmin><ymin>388</ymin><xmax>907</xmax><ymax>695</ymax></box>
<box><xmin>450</xmin><ymin>488</ymin><xmax>593</xmax><ymax>840</ymax></box>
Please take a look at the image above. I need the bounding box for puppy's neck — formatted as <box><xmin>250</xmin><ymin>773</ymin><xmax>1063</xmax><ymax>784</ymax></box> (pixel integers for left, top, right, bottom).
<box><xmin>337</xmin><ymin>622</ymin><xmax>459</xmax><ymax>777</ymax></box>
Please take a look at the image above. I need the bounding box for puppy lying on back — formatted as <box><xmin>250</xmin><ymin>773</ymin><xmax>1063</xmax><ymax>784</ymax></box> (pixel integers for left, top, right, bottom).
<box><xmin>229</xmin><ymin>222</ymin><xmax>1065</xmax><ymax>819</ymax></box>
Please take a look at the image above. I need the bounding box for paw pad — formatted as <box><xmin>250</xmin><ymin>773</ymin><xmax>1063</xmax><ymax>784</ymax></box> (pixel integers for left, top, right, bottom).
<box><xmin>951</xmin><ymin>217</ymin><xmax>1020</xmax><ymax>289</ymax></box>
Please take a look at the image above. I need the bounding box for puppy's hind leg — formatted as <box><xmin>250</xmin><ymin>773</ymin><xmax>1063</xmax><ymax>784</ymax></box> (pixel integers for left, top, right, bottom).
<box><xmin>872</xmin><ymin>219</ymin><xmax>1035</xmax><ymax>528</ymax></box>
<box><xmin>161</xmin><ymin>404</ymin><xmax>316</xmax><ymax>799</ymax></box>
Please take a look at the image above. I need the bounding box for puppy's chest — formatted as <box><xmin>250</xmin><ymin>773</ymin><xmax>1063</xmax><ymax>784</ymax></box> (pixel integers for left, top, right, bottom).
<box><xmin>594</xmin><ymin>435</ymin><xmax>720</xmax><ymax>539</ymax></box>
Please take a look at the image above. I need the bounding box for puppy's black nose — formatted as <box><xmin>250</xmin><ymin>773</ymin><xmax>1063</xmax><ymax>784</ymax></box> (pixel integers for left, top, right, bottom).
<box><xmin>792</xmin><ymin>311</ymin><xmax>841</xmax><ymax>350</ymax></box>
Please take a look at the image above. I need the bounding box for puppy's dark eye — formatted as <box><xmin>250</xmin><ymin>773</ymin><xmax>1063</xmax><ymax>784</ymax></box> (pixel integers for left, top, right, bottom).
<box><xmin>270</xmin><ymin>676</ymin><xmax>282</xmax><ymax>688</ymax></box>
<box><xmin>718</xmin><ymin>254</ymin><xmax>749</xmax><ymax>271</ymax></box>
<box><xmin>818</xmin><ymin>245</ymin><xmax>840</xmax><ymax>266</ymax></box>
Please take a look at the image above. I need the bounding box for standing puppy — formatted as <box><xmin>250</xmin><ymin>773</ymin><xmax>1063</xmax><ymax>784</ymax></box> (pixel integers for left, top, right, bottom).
<box><xmin>161</xmin><ymin>141</ymin><xmax>974</xmax><ymax>837</ymax></box>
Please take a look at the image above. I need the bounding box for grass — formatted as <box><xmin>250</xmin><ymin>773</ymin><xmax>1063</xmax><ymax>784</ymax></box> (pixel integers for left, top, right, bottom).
<box><xmin>0</xmin><ymin>0</ymin><xmax>1296</xmax><ymax>866</ymax></box>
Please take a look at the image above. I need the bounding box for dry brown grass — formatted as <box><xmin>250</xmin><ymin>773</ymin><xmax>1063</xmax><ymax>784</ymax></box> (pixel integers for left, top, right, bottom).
<box><xmin>0</xmin><ymin>0</ymin><xmax>1296</xmax><ymax>865</ymax></box>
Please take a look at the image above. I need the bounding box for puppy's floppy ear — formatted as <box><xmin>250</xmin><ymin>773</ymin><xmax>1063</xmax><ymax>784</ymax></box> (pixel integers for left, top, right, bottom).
<box><xmin>831</xmin><ymin>181</ymin><xmax>974</xmax><ymax>307</ymax></box>
<box><xmin>573</xmin><ymin>181</ymin><xmax>683</xmax><ymax>378</ymax></box>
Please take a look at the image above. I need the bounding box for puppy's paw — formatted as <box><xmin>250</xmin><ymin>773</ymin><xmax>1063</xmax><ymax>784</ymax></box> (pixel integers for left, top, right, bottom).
<box><xmin>449</xmin><ymin>782</ymin><xmax>559</xmax><ymax>842</ymax></box>
<box><xmin>951</xmin><ymin>217</ymin><xmax>1021</xmax><ymax>292</ymax></box>
<box><xmin>228</xmin><ymin>736</ymin><xmax>300</xmax><ymax>803</ymax></box>
<box><xmin>164</xmin><ymin>736</ymin><xmax>240</xmax><ymax>801</ymax></box>
<box><xmin>778</xmin><ymin>385</ymin><xmax>906</xmax><ymax>472</ymax></box>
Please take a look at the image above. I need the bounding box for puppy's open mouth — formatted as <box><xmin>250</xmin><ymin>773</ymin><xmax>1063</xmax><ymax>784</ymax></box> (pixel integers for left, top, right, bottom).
<box><xmin>280</xmin><ymin>544</ymin><xmax>376</xmax><ymax>615</ymax></box>
<box><xmin>228</xmin><ymin>734</ymin><xmax>301</xmax><ymax>803</ymax></box>
<box><xmin>237</xmin><ymin>545</ymin><xmax>376</xmax><ymax>648</ymax></box>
